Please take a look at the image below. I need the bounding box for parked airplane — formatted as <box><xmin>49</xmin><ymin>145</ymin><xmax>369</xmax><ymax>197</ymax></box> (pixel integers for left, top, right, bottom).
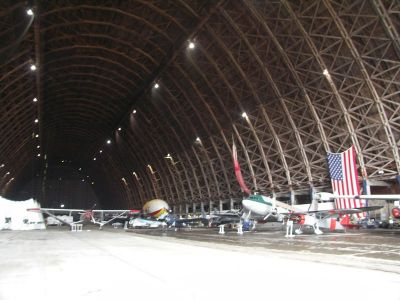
<box><xmin>27</xmin><ymin>206</ymin><xmax>140</xmax><ymax>229</ymax></box>
<box><xmin>241</xmin><ymin>193</ymin><xmax>382</xmax><ymax>234</ymax></box>
<box><xmin>128</xmin><ymin>198</ymin><xmax>208</xmax><ymax>229</ymax></box>
<box><xmin>232</xmin><ymin>143</ymin><xmax>382</xmax><ymax>235</ymax></box>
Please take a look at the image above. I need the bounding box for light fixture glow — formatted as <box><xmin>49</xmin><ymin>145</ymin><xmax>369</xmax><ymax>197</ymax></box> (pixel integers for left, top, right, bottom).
<box><xmin>30</xmin><ymin>64</ymin><xmax>36</xmax><ymax>71</ymax></box>
<box><xmin>0</xmin><ymin>164</ymin><xmax>4</xmax><ymax>168</ymax></box>
<box><xmin>60</xmin><ymin>204</ymin><xmax>65</xmax><ymax>208</ymax></box>
<box><xmin>118</xmin><ymin>127</ymin><xmax>122</xmax><ymax>131</ymax></box>
<box><xmin>106</xmin><ymin>139</ymin><xmax>111</xmax><ymax>144</ymax></box>
<box><xmin>242</xmin><ymin>112</ymin><xmax>248</xmax><ymax>118</ymax></box>
<box><xmin>26</xmin><ymin>8</ymin><xmax>33</xmax><ymax>16</ymax></box>
<box><xmin>93</xmin><ymin>157</ymin><xmax>97</xmax><ymax>161</ymax></box>
<box><xmin>99</xmin><ymin>150</ymin><xmax>102</xmax><ymax>153</ymax></box>
<box><xmin>154</xmin><ymin>83</ymin><xmax>159</xmax><ymax>89</ymax></box>
<box><xmin>323</xmin><ymin>69</ymin><xmax>329</xmax><ymax>76</ymax></box>
<box><xmin>188</xmin><ymin>42</ymin><xmax>195</xmax><ymax>49</ymax></box>
<box><xmin>133</xmin><ymin>109</ymin><xmax>137</xmax><ymax>114</ymax></box>
<box><xmin>37</xmin><ymin>145</ymin><xmax>40</xmax><ymax>149</ymax></box>
<box><xmin>33</xmin><ymin>97</ymin><xmax>38</xmax><ymax>102</ymax></box>
<box><xmin>196</xmin><ymin>137</ymin><xmax>201</xmax><ymax>142</ymax></box>
<box><xmin>37</xmin><ymin>153</ymin><xmax>41</xmax><ymax>157</ymax></box>
<box><xmin>91</xmin><ymin>182</ymin><xmax>95</xmax><ymax>185</ymax></box>
<box><xmin>34</xmin><ymin>118</ymin><xmax>38</xmax><ymax>123</ymax></box>
<box><xmin>35</xmin><ymin>134</ymin><xmax>39</xmax><ymax>138</ymax></box>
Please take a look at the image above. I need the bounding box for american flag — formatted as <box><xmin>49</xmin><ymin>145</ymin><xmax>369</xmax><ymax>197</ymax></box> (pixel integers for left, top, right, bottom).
<box><xmin>327</xmin><ymin>146</ymin><xmax>364</xmax><ymax>213</ymax></box>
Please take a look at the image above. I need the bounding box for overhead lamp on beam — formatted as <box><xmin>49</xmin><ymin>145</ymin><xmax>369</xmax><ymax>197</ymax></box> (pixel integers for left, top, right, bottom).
<box><xmin>99</xmin><ymin>150</ymin><xmax>102</xmax><ymax>153</ymax></box>
<box><xmin>322</xmin><ymin>69</ymin><xmax>330</xmax><ymax>77</ymax></box>
<box><xmin>117</xmin><ymin>127</ymin><xmax>122</xmax><ymax>131</ymax></box>
<box><xmin>195</xmin><ymin>137</ymin><xmax>201</xmax><ymax>143</ymax></box>
<box><xmin>33</xmin><ymin>97</ymin><xmax>38</xmax><ymax>102</ymax></box>
<box><xmin>93</xmin><ymin>157</ymin><xmax>97</xmax><ymax>161</ymax></box>
<box><xmin>188</xmin><ymin>41</ymin><xmax>195</xmax><ymax>49</ymax></box>
<box><xmin>35</xmin><ymin>134</ymin><xmax>39</xmax><ymax>138</ymax></box>
<box><xmin>30</xmin><ymin>64</ymin><xmax>37</xmax><ymax>71</ymax></box>
<box><xmin>0</xmin><ymin>164</ymin><xmax>4</xmax><ymax>168</ymax></box>
<box><xmin>132</xmin><ymin>109</ymin><xmax>137</xmax><ymax>114</ymax></box>
<box><xmin>106</xmin><ymin>139</ymin><xmax>112</xmax><ymax>144</ymax></box>
<box><xmin>34</xmin><ymin>118</ymin><xmax>38</xmax><ymax>123</ymax></box>
<box><xmin>154</xmin><ymin>83</ymin><xmax>159</xmax><ymax>89</ymax></box>
<box><xmin>26</xmin><ymin>8</ymin><xmax>34</xmax><ymax>16</ymax></box>
<box><xmin>241</xmin><ymin>112</ymin><xmax>248</xmax><ymax>119</ymax></box>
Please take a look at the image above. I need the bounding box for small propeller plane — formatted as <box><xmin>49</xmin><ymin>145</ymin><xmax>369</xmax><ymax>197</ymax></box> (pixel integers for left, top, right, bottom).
<box><xmin>27</xmin><ymin>206</ymin><xmax>140</xmax><ymax>229</ymax></box>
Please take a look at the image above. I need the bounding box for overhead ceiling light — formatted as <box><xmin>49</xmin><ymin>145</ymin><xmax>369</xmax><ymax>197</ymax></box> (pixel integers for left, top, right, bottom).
<box><xmin>323</xmin><ymin>69</ymin><xmax>329</xmax><ymax>76</ymax></box>
<box><xmin>36</xmin><ymin>145</ymin><xmax>40</xmax><ymax>149</ymax></box>
<box><xmin>60</xmin><ymin>204</ymin><xmax>65</xmax><ymax>208</ymax></box>
<box><xmin>242</xmin><ymin>112</ymin><xmax>248</xmax><ymax>118</ymax></box>
<box><xmin>106</xmin><ymin>139</ymin><xmax>111</xmax><ymax>144</ymax></box>
<box><xmin>118</xmin><ymin>127</ymin><xmax>122</xmax><ymax>131</ymax></box>
<box><xmin>26</xmin><ymin>8</ymin><xmax>33</xmax><ymax>16</ymax></box>
<box><xmin>30</xmin><ymin>64</ymin><xmax>36</xmax><ymax>71</ymax></box>
<box><xmin>33</xmin><ymin>97</ymin><xmax>38</xmax><ymax>102</ymax></box>
<box><xmin>34</xmin><ymin>118</ymin><xmax>38</xmax><ymax>123</ymax></box>
<box><xmin>188</xmin><ymin>41</ymin><xmax>195</xmax><ymax>49</ymax></box>
<box><xmin>154</xmin><ymin>83</ymin><xmax>159</xmax><ymax>89</ymax></box>
<box><xmin>0</xmin><ymin>164</ymin><xmax>4</xmax><ymax>168</ymax></box>
<box><xmin>93</xmin><ymin>157</ymin><xmax>97</xmax><ymax>161</ymax></box>
<box><xmin>37</xmin><ymin>153</ymin><xmax>41</xmax><ymax>157</ymax></box>
<box><xmin>99</xmin><ymin>150</ymin><xmax>102</xmax><ymax>153</ymax></box>
<box><xmin>35</xmin><ymin>134</ymin><xmax>39</xmax><ymax>138</ymax></box>
<box><xmin>6</xmin><ymin>172</ymin><xmax>10</xmax><ymax>175</ymax></box>
<box><xmin>133</xmin><ymin>109</ymin><xmax>137</xmax><ymax>114</ymax></box>
<box><xmin>196</xmin><ymin>137</ymin><xmax>201</xmax><ymax>142</ymax></box>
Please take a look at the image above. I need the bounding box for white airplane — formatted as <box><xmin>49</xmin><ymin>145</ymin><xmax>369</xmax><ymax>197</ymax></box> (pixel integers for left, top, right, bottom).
<box><xmin>27</xmin><ymin>207</ymin><xmax>140</xmax><ymax>229</ymax></box>
<box><xmin>232</xmin><ymin>143</ymin><xmax>382</xmax><ymax>235</ymax></box>
<box><xmin>241</xmin><ymin>193</ymin><xmax>382</xmax><ymax>235</ymax></box>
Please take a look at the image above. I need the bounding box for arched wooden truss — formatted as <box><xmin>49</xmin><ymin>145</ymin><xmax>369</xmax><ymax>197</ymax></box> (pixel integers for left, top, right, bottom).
<box><xmin>0</xmin><ymin>0</ymin><xmax>399</xmax><ymax>208</ymax></box>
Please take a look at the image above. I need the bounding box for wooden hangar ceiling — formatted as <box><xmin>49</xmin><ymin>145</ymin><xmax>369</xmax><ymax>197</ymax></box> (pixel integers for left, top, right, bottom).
<box><xmin>0</xmin><ymin>0</ymin><xmax>399</xmax><ymax>209</ymax></box>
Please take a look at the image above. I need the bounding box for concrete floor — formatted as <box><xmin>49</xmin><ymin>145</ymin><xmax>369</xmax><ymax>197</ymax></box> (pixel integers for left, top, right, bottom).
<box><xmin>1</xmin><ymin>225</ymin><xmax>400</xmax><ymax>300</ymax></box>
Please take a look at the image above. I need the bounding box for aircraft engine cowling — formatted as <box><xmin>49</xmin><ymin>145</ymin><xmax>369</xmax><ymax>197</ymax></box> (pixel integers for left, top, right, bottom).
<box><xmin>142</xmin><ymin>199</ymin><xmax>170</xmax><ymax>219</ymax></box>
<box><xmin>392</xmin><ymin>207</ymin><xmax>400</xmax><ymax>219</ymax></box>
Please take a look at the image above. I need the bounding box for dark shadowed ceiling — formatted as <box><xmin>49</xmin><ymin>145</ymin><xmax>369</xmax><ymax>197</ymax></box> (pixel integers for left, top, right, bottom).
<box><xmin>1</xmin><ymin>0</ymin><xmax>399</xmax><ymax>209</ymax></box>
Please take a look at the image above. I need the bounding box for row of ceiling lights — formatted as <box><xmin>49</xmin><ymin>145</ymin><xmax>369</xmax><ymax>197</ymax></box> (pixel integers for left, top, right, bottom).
<box><xmin>26</xmin><ymin>8</ymin><xmax>42</xmax><ymax>159</ymax></box>
<box><xmin>92</xmin><ymin>40</ymin><xmax>197</xmax><ymax>162</ymax></box>
<box><xmin>0</xmin><ymin>8</ymin><xmax>37</xmax><ymax>191</ymax></box>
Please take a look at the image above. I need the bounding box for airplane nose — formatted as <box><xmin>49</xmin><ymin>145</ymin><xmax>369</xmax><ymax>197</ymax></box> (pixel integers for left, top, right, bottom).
<box><xmin>242</xmin><ymin>200</ymin><xmax>251</xmax><ymax>209</ymax></box>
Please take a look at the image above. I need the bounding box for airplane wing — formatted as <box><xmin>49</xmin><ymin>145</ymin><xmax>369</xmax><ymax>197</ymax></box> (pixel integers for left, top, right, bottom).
<box><xmin>27</xmin><ymin>208</ymin><xmax>141</xmax><ymax>228</ymax></box>
<box><xmin>27</xmin><ymin>208</ymin><xmax>85</xmax><ymax>226</ymax></box>
<box><xmin>339</xmin><ymin>195</ymin><xmax>400</xmax><ymax>201</ymax></box>
<box><xmin>27</xmin><ymin>208</ymin><xmax>85</xmax><ymax>213</ymax></box>
<box><xmin>281</xmin><ymin>205</ymin><xmax>383</xmax><ymax>217</ymax></box>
